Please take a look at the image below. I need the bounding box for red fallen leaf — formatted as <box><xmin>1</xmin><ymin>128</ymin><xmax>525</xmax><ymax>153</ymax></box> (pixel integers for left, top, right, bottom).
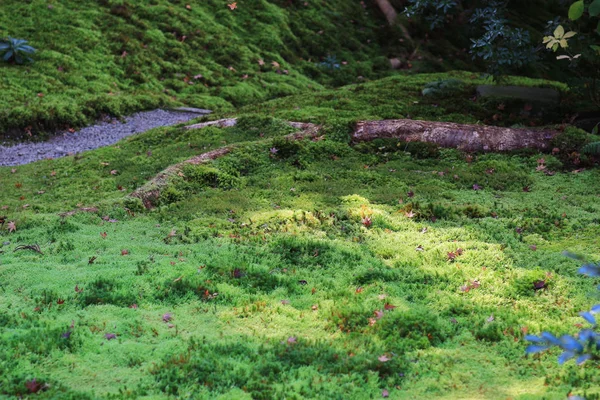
<box><xmin>258</xmin><ymin>59</ymin><xmax>265</xmax><ymax>66</ymax></box>
<box><xmin>185</xmin><ymin>4</ymin><xmax>191</xmax><ymax>9</ymax></box>
<box><xmin>25</xmin><ymin>378</ymin><xmax>42</xmax><ymax>393</ymax></box>
<box><xmin>130</xmin><ymin>304</ymin><xmax>138</xmax><ymax>309</ymax></box>
<box><xmin>378</xmin><ymin>355</ymin><xmax>390</xmax><ymax>362</ymax></box>
<box><xmin>530</xmin><ymin>245</ymin><xmax>537</xmax><ymax>251</ymax></box>
<box><xmin>7</xmin><ymin>221</ymin><xmax>16</xmax><ymax>233</ymax></box>
<box><xmin>227</xmin><ymin>2</ymin><xmax>237</xmax><ymax>10</ymax></box>
<box><xmin>456</xmin><ymin>248</ymin><xmax>464</xmax><ymax>256</ymax></box>
<box><xmin>497</xmin><ymin>103</ymin><xmax>505</xmax><ymax>110</ymax></box>
<box><xmin>280</xmin><ymin>299</ymin><xmax>290</xmax><ymax>305</ymax></box>
<box><xmin>57</xmin><ymin>298</ymin><xmax>65</xmax><ymax>304</ymax></box>
<box><xmin>110</xmin><ymin>170</ymin><xmax>118</xmax><ymax>175</ymax></box>
<box><xmin>121</xmin><ymin>249</ymin><xmax>129</xmax><ymax>256</ymax></box>
<box><xmin>447</xmin><ymin>252</ymin><xmax>457</xmax><ymax>260</ymax></box>
<box><xmin>523</xmin><ymin>186</ymin><xmax>531</xmax><ymax>192</ymax></box>
<box><xmin>374</xmin><ymin>310</ymin><xmax>384</xmax><ymax>319</ymax></box>
<box><xmin>524</xmin><ymin>104</ymin><xmax>533</xmax><ymax>111</ymax></box>
<box><xmin>287</xmin><ymin>336</ymin><xmax>297</xmax><ymax>344</ymax></box>
<box><xmin>382</xmin><ymin>389</ymin><xmax>390</xmax><ymax>398</ymax></box>
<box><xmin>311</xmin><ymin>304</ymin><xmax>318</xmax><ymax>311</ymax></box>
<box><xmin>368</xmin><ymin>318</ymin><xmax>377</xmax><ymax>326</ymax></box>
<box><xmin>15</xmin><ymin>182</ymin><xmax>22</xmax><ymax>188</ymax></box>
<box><xmin>384</xmin><ymin>303</ymin><xmax>396</xmax><ymax>311</ymax></box>
<box><xmin>105</xmin><ymin>333</ymin><xmax>117</xmax><ymax>340</ymax></box>
<box><xmin>355</xmin><ymin>286</ymin><xmax>364</xmax><ymax>294</ymax></box>
<box><xmin>37</xmin><ymin>93</ymin><xmax>44</xmax><ymax>98</ymax></box>
<box><xmin>50</xmin><ymin>170</ymin><xmax>56</xmax><ymax>176</ymax></box>
<box><xmin>407</xmin><ymin>190</ymin><xmax>414</xmax><ymax>198</ymax></box>
<box><xmin>311</xmin><ymin>287</ymin><xmax>316</xmax><ymax>295</ymax></box>
<box><xmin>271</xmin><ymin>61</ymin><xmax>280</xmax><ymax>68</ymax></box>
<box><xmin>361</xmin><ymin>216</ymin><xmax>372</xmax><ymax>227</ymax></box>
<box><xmin>100</xmin><ymin>232</ymin><xmax>107</xmax><ymax>238</ymax></box>
<box><xmin>163</xmin><ymin>313</ymin><xmax>173</xmax><ymax>322</ymax></box>
<box><xmin>75</xmin><ymin>285</ymin><xmax>83</xmax><ymax>293</ymax></box>
<box><xmin>232</xmin><ymin>268</ymin><xmax>244</xmax><ymax>278</ymax></box>
<box><xmin>11</xmin><ymin>168</ymin><xmax>17</xmax><ymax>173</ymax></box>
<box><xmin>533</xmin><ymin>280</ymin><xmax>546</xmax><ymax>290</ymax></box>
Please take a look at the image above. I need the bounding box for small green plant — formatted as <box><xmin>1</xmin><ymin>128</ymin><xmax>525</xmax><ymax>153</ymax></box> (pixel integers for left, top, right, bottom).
<box><xmin>0</xmin><ymin>37</ymin><xmax>36</xmax><ymax>64</ymax></box>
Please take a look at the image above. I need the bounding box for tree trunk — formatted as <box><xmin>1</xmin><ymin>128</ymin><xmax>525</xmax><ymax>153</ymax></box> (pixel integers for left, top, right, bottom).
<box><xmin>353</xmin><ymin>119</ymin><xmax>559</xmax><ymax>152</ymax></box>
<box><xmin>373</xmin><ymin>0</ymin><xmax>413</xmax><ymax>43</ymax></box>
<box><xmin>374</xmin><ymin>0</ymin><xmax>398</xmax><ymax>24</ymax></box>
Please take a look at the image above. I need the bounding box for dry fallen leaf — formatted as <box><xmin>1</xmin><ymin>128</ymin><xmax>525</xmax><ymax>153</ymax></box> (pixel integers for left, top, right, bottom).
<box><xmin>228</xmin><ymin>2</ymin><xmax>237</xmax><ymax>10</ymax></box>
<box><xmin>7</xmin><ymin>221</ymin><xmax>16</xmax><ymax>233</ymax></box>
<box><xmin>378</xmin><ymin>355</ymin><xmax>390</xmax><ymax>362</ymax></box>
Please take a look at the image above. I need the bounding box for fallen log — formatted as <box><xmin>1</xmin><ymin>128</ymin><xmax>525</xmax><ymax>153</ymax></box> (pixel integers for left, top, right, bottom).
<box><xmin>130</xmin><ymin>121</ymin><xmax>322</xmax><ymax>208</ymax></box>
<box><xmin>130</xmin><ymin>117</ymin><xmax>560</xmax><ymax>208</ymax></box>
<box><xmin>352</xmin><ymin>119</ymin><xmax>559</xmax><ymax>152</ymax></box>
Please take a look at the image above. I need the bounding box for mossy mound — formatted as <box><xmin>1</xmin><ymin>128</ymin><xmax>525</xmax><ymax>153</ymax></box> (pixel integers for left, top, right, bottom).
<box><xmin>0</xmin><ymin>0</ymin><xmax>407</xmax><ymax>136</ymax></box>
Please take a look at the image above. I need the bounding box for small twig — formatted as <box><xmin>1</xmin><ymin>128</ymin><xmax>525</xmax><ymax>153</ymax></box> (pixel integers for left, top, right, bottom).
<box><xmin>14</xmin><ymin>244</ymin><xmax>43</xmax><ymax>255</ymax></box>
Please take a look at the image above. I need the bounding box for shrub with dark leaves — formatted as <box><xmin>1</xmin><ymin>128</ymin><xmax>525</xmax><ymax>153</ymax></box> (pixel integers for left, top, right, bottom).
<box><xmin>0</xmin><ymin>37</ymin><xmax>36</xmax><ymax>64</ymax></box>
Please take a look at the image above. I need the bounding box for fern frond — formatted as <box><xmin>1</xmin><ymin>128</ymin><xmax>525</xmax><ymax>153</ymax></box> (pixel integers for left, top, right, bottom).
<box><xmin>581</xmin><ymin>141</ymin><xmax>600</xmax><ymax>155</ymax></box>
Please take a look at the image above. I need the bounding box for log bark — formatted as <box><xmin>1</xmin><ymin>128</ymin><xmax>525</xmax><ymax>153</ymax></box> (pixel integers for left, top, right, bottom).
<box><xmin>352</xmin><ymin>119</ymin><xmax>559</xmax><ymax>152</ymax></box>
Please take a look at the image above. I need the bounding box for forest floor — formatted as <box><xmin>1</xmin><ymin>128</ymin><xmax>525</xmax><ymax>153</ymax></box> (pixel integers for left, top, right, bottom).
<box><xmin>1</xmin><ymin>72</ymin><xmax>599</xmax><ymax>399</ymax></box>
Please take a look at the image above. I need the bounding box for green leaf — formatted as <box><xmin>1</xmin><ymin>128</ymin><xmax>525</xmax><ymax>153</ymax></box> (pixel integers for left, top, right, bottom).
<box><xmin>592</xmin><ymin>124</ymin><xmax>599</xmax><ymax>135</ymax></box>
<box><xmin>569</xmin><ymin>0</ymin><xmax>585</xmax><ymax>20</ymax></box>
<box><xmin>591</xmin><ymin>45</ymin><xmax>600</xmax><ymax>54</ymax></box>
<box><xmin>590</xmin><ymin>0</ymin><xmax>600</xmax><ymax>16</ymax></box>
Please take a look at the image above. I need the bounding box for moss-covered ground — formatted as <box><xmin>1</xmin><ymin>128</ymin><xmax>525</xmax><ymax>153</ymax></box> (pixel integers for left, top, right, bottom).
<box><xmin>1</xmin><ymin>73</ymin><xmax>599</xmax><ymax>399</ymax></box>
<box><xmin>1</xmin><ymin>0</ymin><xmax>416</xmax><ymax>136</ymax></box>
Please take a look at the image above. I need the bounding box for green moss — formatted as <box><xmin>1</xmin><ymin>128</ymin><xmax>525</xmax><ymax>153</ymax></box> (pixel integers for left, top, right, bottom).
<box><xmin>0</xmin><ymin>73</ymin><xmax>599</xmax><ymax>399</ymax></box>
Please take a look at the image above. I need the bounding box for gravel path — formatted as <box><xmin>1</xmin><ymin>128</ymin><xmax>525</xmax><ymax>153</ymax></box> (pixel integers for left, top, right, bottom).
<box><xmin>0</xmin><ymin>109</ymin><xmax>204</xmax><ymax>166</ymax></box>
